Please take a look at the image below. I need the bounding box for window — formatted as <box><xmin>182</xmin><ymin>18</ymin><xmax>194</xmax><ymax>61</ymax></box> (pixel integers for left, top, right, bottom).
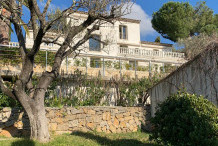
<box><xmin>119</xmin><ymin>25</ymin><xmax>128</xmax><ymax>40</ymax></box>
<box><xmin>90</xmin><ymin>58</ymin><xmax>101</xmax><ymax>68</ymax></box>
<box><xmin>89</xmin><ymin>35</ymin><xmax>101</xmax><ymax>51</ymax></box>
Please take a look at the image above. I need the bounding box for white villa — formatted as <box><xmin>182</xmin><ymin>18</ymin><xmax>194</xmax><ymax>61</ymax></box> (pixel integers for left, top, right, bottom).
<box><xmin>5</xmin><ymin>12</ymin><xmax>186</xmax><ymax>79</ymax></box>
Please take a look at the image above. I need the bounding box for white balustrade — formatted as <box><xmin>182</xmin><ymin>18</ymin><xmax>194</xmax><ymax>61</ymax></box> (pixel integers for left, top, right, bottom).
<box><xmin>9</xmin><ymin>42</ymin><xmax>20</xmax><ymax>48</ymax></box>
<box><xmin>119</xmin><ymin>47</ymin><xmax>185</xmax><ymax>58</ymax></box>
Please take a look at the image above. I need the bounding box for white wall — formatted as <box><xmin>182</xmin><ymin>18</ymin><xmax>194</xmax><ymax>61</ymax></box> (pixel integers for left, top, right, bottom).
<box><xmin>148</xmin><ymin>44</ymin><xmax>218</xmax><ymax>117</ymax></box>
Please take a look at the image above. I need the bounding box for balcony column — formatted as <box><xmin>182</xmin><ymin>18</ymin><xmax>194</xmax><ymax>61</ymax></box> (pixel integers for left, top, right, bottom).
<box><xmin>162</xmin><ymin>63</ymin><xmax>165</xmax><ymax>72</ymax></box>
<box><xmin>102</xmin><ymin>57</ymin><xmax>105</xmax><ymax>77</ymax></box>
<box><xmin>149</xmin><ymin>61</ymin><xmax>152</xmax><ymax>77</ymax></box>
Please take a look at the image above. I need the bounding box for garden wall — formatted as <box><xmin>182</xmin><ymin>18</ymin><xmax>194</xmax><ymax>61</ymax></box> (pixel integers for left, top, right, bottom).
<box><xmin>0</xmin><ymin>106</ymin><xmax>150</xmax><ymax>137</ymax></box>
<box><xmin>148</xmin><ymin>42</ymin><xmax>218</xmax><ymax>117</ymax></box>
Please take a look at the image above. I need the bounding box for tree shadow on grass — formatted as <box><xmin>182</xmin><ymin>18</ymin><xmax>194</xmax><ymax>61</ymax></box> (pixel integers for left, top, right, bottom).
<box><xmin>11</xmin><ymin>139</ymin><xmax>35</xmax><ymax>146</ymax></box>
<box><xmin>72</xmin><ymin>131</ymin><xmax>159</xmax><ymax>146</ymax></box>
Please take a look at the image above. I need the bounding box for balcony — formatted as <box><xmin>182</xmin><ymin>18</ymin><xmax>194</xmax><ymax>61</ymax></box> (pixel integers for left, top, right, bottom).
<box><xmin>119</xmin><ymin>47</ymin><xmax>185</xmax><ymax>61</ymax></box>
<box><xmin>0</xmin><ymin>45</ymin><xmax>184</xmax><ymax>80</ymax></box>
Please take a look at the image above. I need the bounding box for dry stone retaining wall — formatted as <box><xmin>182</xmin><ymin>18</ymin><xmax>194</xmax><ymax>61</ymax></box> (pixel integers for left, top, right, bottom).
<box><xmin>0</xmin><ymin>106</ymin><xmax>150</xmax><ymax>137</ymax></box>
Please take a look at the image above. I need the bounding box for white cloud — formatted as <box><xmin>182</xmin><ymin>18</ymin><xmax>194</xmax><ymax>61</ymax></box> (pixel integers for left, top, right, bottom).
<box><xmin>123</xmin><ymin>3</ymin><xmax>155</xmax><ymax>36</ymax></box>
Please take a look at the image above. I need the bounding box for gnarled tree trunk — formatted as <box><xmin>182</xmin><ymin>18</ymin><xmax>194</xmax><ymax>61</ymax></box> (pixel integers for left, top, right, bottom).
<box><xmin>28</xmin><ymin>106</ymin><xmax>50</xmax><ymax>142</ymax></box>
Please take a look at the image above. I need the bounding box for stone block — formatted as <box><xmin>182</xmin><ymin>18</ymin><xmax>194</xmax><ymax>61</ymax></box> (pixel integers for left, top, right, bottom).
<box><xmin>66</xmin><ymin>115</ymin><xmax>76</xmax><ymax>121</ymax></box>
<box><xmin>56</xmin><ymin>123</ymin><xmax>69</xmax><ymax>131</ymax></box>
<box><xmin>89</xmin><ymin>110</ymin><xmax>96</xmax><ymax>115</ymax></box>
<box><xmin>93</xmin><ymin>116</ymin><xmax>101</xmax><ymax>123</ymax></box>
<box><xmin>78</xmin><ymin>120</ymin><xmax>85</xmax><ymax>127</ymax></box>
<box><xmin>96</xmin><ymin>127</ymin><xmax>102</xmax><ymax>132</ymax></box>
<box><xmin>110</xmin><ymin>125</ymin><xmax>116</xmax><ymax>133</ymax></box>
<box><xmin>14</xmin><ymin>121</ymin><xmax>23</xmax><ymax>129</ymax></box>
<box><xmin>56</xmin><ymin>118</ymin><xmax>63</xmax><ymax>124</ymax></box>
<box><xmin>102</xmin><ymin>126</ymin><xmax>107</xmax><ymax>132</ymax></box>
<box><xmin>124</xmin><ymin>116</ymin><xmax>132</xmax><ymax>121</ymax></box>
<box><xmin>123</xmin><ymin>112</ymin><xmax>130</xmax><ymax>116</ymax></box>
<box><xmin>102</xmin><ymin>112</ymin><xmax>111</xmax><ymax>121</ymax></box>
<box><xmin>120</xmin><ymin>121</ymin><xmax>126</xmax><ymax>128</ymax></box>
<box><xmin>115</xmin><ymin>114</ymin><xmax>123</xmax><ymax>119</ymax></box>
<box><xmin>100</xmin><ymin>121</ymin><xmax>108</xmax><ymax>127</ymax></box>
<box><xmin>113</xmin><ymin>118</ymin><xmax>119</xmax><ymax>127</ymax></box>
<box><xmin>69</xmin><ymin>120</ymin><xmax>78</xmax><ymax>127</ymax></box>
<box><xmin>129</xmin><ymin>119</ymin><xmax>135</xmax><ymax>125</ymax></box>
<box><xmin>2</xmin><ymin>107</ymin><xmax>11</xmax><ymax>112</ymax></box>
<box><xmin>71</xmin><ymin>109</ymin><xmax>83</xmax><ymax>115</ymax></box>
<box><xmin>77</xmin><ymin>114</ymin><xmax>86</xmax><ymax>119</ymax></box>
<box><xmin>49</xmin><ymin>123</ymin><xmax>57</xmax><ymax>131</ymax></box>
<box><xmin>87</xmin><ymin>123</ymin><xmax>95</xmax><ymax>130</ymax></box>
<box><xmin>86</xmin><ymin>117</ymin><xmax>93</xmax><ymax>123</ymax></box>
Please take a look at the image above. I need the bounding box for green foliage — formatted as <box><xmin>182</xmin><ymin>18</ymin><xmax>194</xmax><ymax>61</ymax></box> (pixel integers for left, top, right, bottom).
<box><xmin>0</xmin><ymin>90</ymin><xmax>20</xmax><ymax>108</ymax></box>
<box><xmin>113</xmin><ymin>61</ymin><xmax>122</xmax><ymax>70</ymax></box>
<box><xmin>152</xmin><ymin>1</ymin><xmax>216</xmax><ymax>42</ymax></box>
<box><xmin>105</xmin><ymin>60</ymin><xmax>113</xmax><ymax>68</ymax></box>
<box><xmin>81</xmin><ymin>58</ymin><xmax>87</xmax><ymax>67</ymax></box>
<box><xmin>154</xmin><ymin>36</ymin><xmax>160</xmax><ymax>43</ymax></box>
<box><xmin>35</xmin><ymin>50</ymin><xmax>55</xmax><ymax>66</ymax></box>
<box><xmin>0</xmin><ymin>82</ymin><xmax>21</xmax><ymax>108</ymax></box>
<box><xmin>44</xmin><ymin>70</ymin><xmax>162</xmax><ymax>107</ymax></box>
<box><xmin>150</xmin><ymin>91</ymin><xmax>218</xmax><ymax>146</ymax></box>
<box><xmin>116</xmin><ymin>74</ymin><xmax>161</xmax><ymax>106</ymax></box>
<box><xmin>0</xmin><ymin>47</ymin><xmax>22</xmax><ymax>65</ymax></box>
<box><xmin>0</xmin><ymin>47</ymin><xmax>55</xmax><ymax>66</ymax></box>
<box><xmin>137</xmin><ymin>66</ymin><xmax>148</xmax><ymax>72</ymax></box>
<box><xmin>0</xmin><ymin>131</ymin><xmax>157</xmax><ymax>146</ymax></box>
<box><xmin>214</xmin><ymin>14</ymin><xmax>218</xmax><ymax>27</ymax></box>
<box><xmin>125</xmin><ymin>63</ymin><xmax>131</xmax><ymax>70</ymax></box>
<box><xmin>152</xmin><ymin>2</ymin><xmax>194</xmax><ymax>42</ymax></box>
<box><xmin>74</xmin><ymin>59</ymin><xmax>81</xmax><ymax>67</ymax></box>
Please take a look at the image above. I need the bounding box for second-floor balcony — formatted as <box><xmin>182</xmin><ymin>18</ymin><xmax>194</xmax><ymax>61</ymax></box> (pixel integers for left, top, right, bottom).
<box><xmin>119</xmin><ymin>47</ymin><xmax>185</xmax><ymax>59</ymax></box>
<box><xmin>6</xmin><ymin>42</ymin><xmax>186</xmax><ymax>62</ymax></box>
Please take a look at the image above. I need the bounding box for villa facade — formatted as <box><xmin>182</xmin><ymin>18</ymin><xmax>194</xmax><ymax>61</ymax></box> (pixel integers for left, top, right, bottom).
<box><xmin>1</xmin><ymin>12</ymin><xmax>186</xmax><ymax>79</ymax></box>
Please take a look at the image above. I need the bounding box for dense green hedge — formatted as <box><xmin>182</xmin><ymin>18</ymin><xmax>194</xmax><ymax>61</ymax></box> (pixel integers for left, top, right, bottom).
<box><xmin>150</xmin><ymin>91</ymin><xmax>218</xmax><ymax>146</ymax></box>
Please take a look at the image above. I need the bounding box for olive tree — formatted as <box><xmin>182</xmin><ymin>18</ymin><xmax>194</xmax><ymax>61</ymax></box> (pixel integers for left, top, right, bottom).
<box><xmin>0</xmin><ymin>0</ymin><xmax>133</xmax><ymax>142</ymax></box>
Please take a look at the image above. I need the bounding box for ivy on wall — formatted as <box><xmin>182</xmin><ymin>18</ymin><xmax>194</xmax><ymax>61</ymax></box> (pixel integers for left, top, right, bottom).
<box><xmin>0</xmin><ymin>47</ymin><xmax>55</xmax><ymax>66</ymax></box>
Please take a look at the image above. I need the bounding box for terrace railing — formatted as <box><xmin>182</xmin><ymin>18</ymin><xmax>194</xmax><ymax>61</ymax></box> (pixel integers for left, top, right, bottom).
<box><xmin>119</xmin><ymin>47</ymin><xmax>185</xmax><ymax>58</ymax></box>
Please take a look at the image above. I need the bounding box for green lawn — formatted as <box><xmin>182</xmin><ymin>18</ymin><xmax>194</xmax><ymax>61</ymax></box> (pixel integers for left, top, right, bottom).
<box><xmin>0</xmin><ymin>131</ymin><xmax>160</xmax><ymax>146</ymax></box>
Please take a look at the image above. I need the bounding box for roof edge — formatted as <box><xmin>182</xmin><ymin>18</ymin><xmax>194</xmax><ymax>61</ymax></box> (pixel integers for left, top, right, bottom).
<box><xmin>141</xmin><ymin>41</ymin><xmax>173</xmax><ymax>47</ymax></box>
<box><xmin>71</xmin><ymin>11</ymin><xmax>141</xmax><ymax>24</ymax></box>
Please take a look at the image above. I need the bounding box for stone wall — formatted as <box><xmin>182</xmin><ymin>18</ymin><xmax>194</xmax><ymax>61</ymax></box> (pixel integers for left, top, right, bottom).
<box><xmin>0</xmin><ymin>106</ymin><xmax>150</xmax><ymax>137</ymax></box>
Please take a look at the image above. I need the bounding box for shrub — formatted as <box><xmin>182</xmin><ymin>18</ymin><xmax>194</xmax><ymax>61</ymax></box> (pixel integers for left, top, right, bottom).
<box><xmin>0</xmin><ymin>89</ymin><xmax>20</xmax><ymax>108</ymax></box>
<box><xmin>150</xmin><ymin>91</ymin><xmax>218</xmax><ymax>146</ymax></box>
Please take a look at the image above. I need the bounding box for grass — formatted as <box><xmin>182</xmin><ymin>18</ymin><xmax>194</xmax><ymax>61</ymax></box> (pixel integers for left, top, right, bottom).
<box><xmin>0</xmin><ymin>131</ymin><xmax>160</xmax><ymax>146</ymax></box>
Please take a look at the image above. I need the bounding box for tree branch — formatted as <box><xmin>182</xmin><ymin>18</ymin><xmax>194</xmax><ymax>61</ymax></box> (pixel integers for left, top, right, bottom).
<box><xmin>42</xmin><ymin>0</ymin><xmax>52</xmax><ymax>17</ymax></box>
<box><xmin>0</xmin><ymin>75</ymin><xmax>16</xmax><ymax>100</ymax></box>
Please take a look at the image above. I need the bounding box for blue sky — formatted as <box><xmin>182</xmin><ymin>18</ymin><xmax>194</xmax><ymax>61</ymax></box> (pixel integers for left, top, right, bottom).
<box><xmin>11</xmin><ymin>0</ymin><xmax>218</xmax><ymax>45</ymax></box>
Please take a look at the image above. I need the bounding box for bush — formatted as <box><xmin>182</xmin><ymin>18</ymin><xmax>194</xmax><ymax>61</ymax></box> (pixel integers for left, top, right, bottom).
<box><xmin>150</xmin><ymin>91</ymin><xmax>218</xmax><ymax>146</ymax></box>
<box><xmin>0</xmin><ymin>89</ymin><xmax>20</xmax><ymax>108</ymax></box>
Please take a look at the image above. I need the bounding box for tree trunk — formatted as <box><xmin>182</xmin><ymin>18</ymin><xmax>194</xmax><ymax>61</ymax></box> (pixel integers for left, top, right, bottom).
<box><xmin>15</xmin><ymin>88</ymin><xmax>50</xmax><ymax>142</ymax></box>
<box><xmin>27</xmin><ymin>105</ymin><xmax>50</xmax><ymax>142</ymax></box>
